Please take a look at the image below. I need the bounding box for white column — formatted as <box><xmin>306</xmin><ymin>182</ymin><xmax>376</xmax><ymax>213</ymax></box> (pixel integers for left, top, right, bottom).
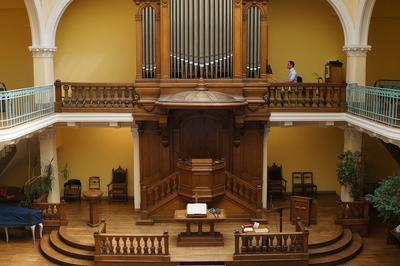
<box><xmin>39</xmin><ymin>129</ymin><xmax>60</xmax><ymax>203</ymax></box>
<box><xmin>343</xmin><ymin>45</ymin><xmax>371</xmax><ymax>85</ymax></box>
<box><xmin>29</xmin><ymin>46</ymin><xmax>56</xmax><ymax>86</ymax></box>
<box><xmin>132</xmin><ymin>126</ymin><xmax>141</xmax><ymax>210</ymax></box>
<box><xmin>341</xmin><ymin>128</ymin><xmax>363</xmax><ymax>202</ymax></box>
<box><xmin>262</xmin><ymin>126</ymin><xmax>269</xmax><ymax>209</ymax></box>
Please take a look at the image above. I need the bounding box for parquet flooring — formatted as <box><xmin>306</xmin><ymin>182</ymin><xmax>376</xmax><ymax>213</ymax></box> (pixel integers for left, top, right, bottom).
<box><xmin>0</xmin><ymin>195</ymin><xmax>399</xmax><ymax>265</ymax></box>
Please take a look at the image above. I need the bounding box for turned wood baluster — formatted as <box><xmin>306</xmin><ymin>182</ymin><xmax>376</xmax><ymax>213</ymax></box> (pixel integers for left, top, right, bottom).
<box><xmin>255</xmin><ymin>235</ymin><xmax>260</xmax><ymax>253</ymax></box>
<box><xmin>71</xmin><ymin>86</ymin><xmax>77</xmax><ymax>106</ymax></box>
<box><xmin>304</xmin><ymin>86</ymin><xmax>311</xmax><ymax>107</ymax></box>
<box><xmin>262</xmin><ymin>235</ymin><xmax>268</xmax><ymax>252</ymax></box>
<box><xmin>136</xmin><ymin>237</ymin><xmax>142</xmax><ymax>255</ymax></box>
<box><xmin>115</xmin><ymin>236</ymin><xmax>121</xmax><ymax>254</ymax></box>
<box><xmin>129</xmin><ymin>237</ymin><xmax>135</xmax><ymax>255</ymax></box>
<box><xmin>105</xmin><ymin>87</ymin><xmax>112</xmax><ymax>107</ymax></box>
<box><xmin>333</xmin><ymin>86</ymin><xmax>340</xmax><ymax>107</ymax></box>
<box><xmin>319</xmin><ymin>87</ymin><xmax>326</xmax><ymax>107</ymax></box>
<box><xmin>120</xmin><ymin>87</ymin><xmax>126</xmax><ymax>107</ymax></box>
<box><xmin>282</xmin><ymin>87</ymin><xmax>289</xmax><ymax>107</ymax></box>
<box><xmin>157</xmin><ymin>236</ymin><xmax>162</xmax><ymax>254</ymax></box>
<box><xmin>98</xmin><ymin>87</ymin><xmax>104</xmax><ymax>107</ymax></box>
<box><xmin>112</xmin><ymin>87</ymin><xmax>119</xmax><ymax>107</ymax></box>
<box><xmin>83</xmin><ymin>86</ymin><xmax>90</xmax><ymax>106</ymax></box>
<box><xmin>283</xmin><ymin>235</ymin><xmax>288</xmax><ymax>252</ymax></box>
<box><xmin>62</xmin><ymin>85</ymin><xmax>70</xmax><ymax>107</ymax></box>
<box><xmin>312</xmin><ymin>86</ymin><xmax>318</xmax><ymax>107</ymax></box>
<box><xmin>242</xmin><ymin>235</ymin><xmax>249</xmax><ymax>253</ymax></box>
<box><xmin>297</xmin><ymin>86</ymin><xmax>304</xmax><ymax>107</ymax></box>
<box><xmin>143</xmin><ymin>236</ymin><xmax>149</xmax><ymax>254</ymax></box>
<box><xmin>89</xmin><ymin>87</ymin><xmax>96</xmax><ymax>107</ymax></box>
<box><xmin>269</xmin><ymin>86</ymin><xmax>276</xmax><ymax>107</ymax></box>
<box><xmin>78</xmin><ymin>86</ymin><xmax>85</xmax><ymax>107</ymax></box>
<box><xmin>150</xmin><ymin>236</ymin><xmax>156</xmax><ymax>254</ymax></box>
<box><xmin>326</xmin><ymin>86</ymin><xmax>332</xmax><ymax>108</ymax></box>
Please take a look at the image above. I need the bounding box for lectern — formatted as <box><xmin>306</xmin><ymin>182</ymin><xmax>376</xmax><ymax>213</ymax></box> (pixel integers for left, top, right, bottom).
<box><xmin>177</xmin><ymin>158</ymin><xmax>225</xmax><ymax>202</ymax></box>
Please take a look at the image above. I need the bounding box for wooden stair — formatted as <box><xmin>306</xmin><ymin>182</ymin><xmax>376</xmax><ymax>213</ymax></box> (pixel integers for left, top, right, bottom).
<box><xmin>39</xmin><ymin>229</ymin><xmax>95</xmax><ymax>266</ymax></box>
<box><xmin>309</xmin><ymin>229</ymin><xmax>363</xmax><ymax>265</ymax></box>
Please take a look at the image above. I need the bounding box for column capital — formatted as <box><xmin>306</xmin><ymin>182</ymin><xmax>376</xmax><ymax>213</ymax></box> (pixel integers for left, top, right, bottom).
<box><xmin>29</xmin><ymin>46</ymin><xmax>57</xmax><ymax>58</ymax></box>
<box><xmin>39</xmin><ymin>128</ymin><xmax>57</xmax><ymax>141</ymax></box>
<box><xmin>343</xmin><ymin>45</ymin><xmax>371</xmax><ymax>57</ymax></box>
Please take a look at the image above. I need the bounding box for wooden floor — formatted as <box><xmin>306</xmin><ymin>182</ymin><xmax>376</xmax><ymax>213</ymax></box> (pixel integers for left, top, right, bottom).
<box><xmin>0</xmin><ymin>194</ymin><xmax>399</xmax><ymax>265</ymax></box>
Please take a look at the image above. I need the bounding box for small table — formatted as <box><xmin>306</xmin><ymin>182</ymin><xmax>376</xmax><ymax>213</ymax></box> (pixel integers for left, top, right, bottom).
<box><xmin>174</xmin><ymin>209</ymin><xmax>225</xmax><ymax>247</ymax></box>
<box><xmin>83</xmin><ymin>190</ymin><xmax>103</xmax><ymax>227</ymax></box>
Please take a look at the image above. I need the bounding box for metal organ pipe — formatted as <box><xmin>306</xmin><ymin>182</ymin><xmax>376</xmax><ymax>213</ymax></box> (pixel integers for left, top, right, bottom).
<box><xmin>142</xmin><ymin>7</ymin><xmax>156</xmax><ymax>78</ymax></box>
<box><xmin>170</xmin><ymin>0</ymin><xmax>233</xmax><ymax>79</ymax></box>
<box><xmin>246</xmin><ymin>6</ymin><xmax>261</xmax><ymax>78</ymax></box>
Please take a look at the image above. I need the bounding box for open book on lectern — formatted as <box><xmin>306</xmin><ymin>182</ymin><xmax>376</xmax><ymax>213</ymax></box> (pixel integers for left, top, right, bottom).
<box><xmin>186</xmin><ymin>203</ymin><xmax>207</xmax><ymax>218</ymax></box>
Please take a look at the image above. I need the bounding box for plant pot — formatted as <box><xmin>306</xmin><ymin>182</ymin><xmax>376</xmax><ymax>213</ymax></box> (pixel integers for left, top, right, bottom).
<box><xmin>340</xmin><ymin>184</ymin><xmax>354</xmax><ymax>202</ymax></box>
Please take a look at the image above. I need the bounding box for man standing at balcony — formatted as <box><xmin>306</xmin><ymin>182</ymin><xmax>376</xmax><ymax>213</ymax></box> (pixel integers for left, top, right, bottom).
<box><xmin>287</xmin><ymin>61</ymin><xmax>297</xmax><ymax>83</ymax></box>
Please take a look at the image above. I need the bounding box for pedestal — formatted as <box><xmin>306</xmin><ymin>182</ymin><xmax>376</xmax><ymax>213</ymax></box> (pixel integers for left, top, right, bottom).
<box><xmin>83</xmin><ymin>190</ymin><xmax>103</xmax><ymax>227</ymax></box>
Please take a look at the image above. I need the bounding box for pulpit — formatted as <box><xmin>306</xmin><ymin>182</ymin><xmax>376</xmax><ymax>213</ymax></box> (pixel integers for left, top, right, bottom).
<box><xmin>177</xmin><ymin>158</ymin><xmax>225</xmax><ymax>202</ymax></box>
<box><xmin>83</xmin><ymin>190</ymin><xmax>103</xmax><ymax>227</ymax></box>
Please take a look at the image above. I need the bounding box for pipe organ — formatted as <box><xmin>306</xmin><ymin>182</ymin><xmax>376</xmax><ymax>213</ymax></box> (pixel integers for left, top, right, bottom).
<box><xmin>142</xmin><ymin>7</ymin><xmax>157</xmax><ymax>78</ymax></box>
<box><xmin>135</xmin><ymin>0</ymin><xmax>268</xmax><ymax>80</ymax></box>
<box><xmin>170</xmin><ymin>0</ymin><xmax>233</xmax><ymax>79</ymax></box>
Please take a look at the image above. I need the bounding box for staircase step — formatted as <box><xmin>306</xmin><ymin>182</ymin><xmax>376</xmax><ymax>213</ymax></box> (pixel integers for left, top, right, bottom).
<box><xmin>309</xmin><ymin>227</ymin><xmax>344</xmax><ymax>248</ymax></box>
<box><xmin>40</xmin><ymin>235</ymin><xmax>94</xmax><ymax>266</ymax></box>
<box><xmin>310</xmin><ymin>229</ymin><xmax>352</xmax><ymax>257</ymax></box>
<box><xmin>309</xmin><ymin>233</ymin><xmax>363</xmax><ymax>266</ymax></box>
<box><xmin>49</xmin><ymin>230</ymin><xmax>94</xmax><ymax>260</ymax></box>
<box><xmin>58</xmin><ymin>227</ymin><xmax>95</xmax><ymax>251</ymax></box>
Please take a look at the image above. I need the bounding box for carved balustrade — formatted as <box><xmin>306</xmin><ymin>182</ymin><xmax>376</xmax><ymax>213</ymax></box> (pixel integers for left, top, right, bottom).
<box><xmin>33</xmin><ymin>202</ymin><xmax>68</xmax><ymax>232</ymax></box>
<box><xmin>94</xmin><ymin>231</ymin><xmax>170</xmax><ymax>262</ymax></box>
<box><xmin>226</xmin><ymin>172</ymin><xmax>262</xmax><ymax>210</ymax></box>
<box><xmin>335</xmin><ymin>200</ymin><xmax>370</xmax><ymax>236</ymax></box>
<box><xmin>234</xmin><ymin>218</ymin><xmax>309</xmax><ymax>262</ymax></box>
<box><xmin>141</xmin><ymin>172</ymin><xmax>179</xmax><ymax>212</ymax></box>
<box><xmin>55</xmin><ymin>80</ymin><xmax>139</xmax><ymax>112</ymax></box>
<box><xmin>266</xmin><ymin>83</ymin><xmax>346</xmax><ymax>112</ymax></box>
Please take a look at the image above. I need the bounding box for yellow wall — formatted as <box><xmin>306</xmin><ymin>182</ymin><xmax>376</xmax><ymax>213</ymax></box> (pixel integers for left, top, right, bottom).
<box><xmin>268</xmin><ymin>127</ymin><xmax>344</xmax><ymax>194</ymax></box>
<box><xmin>366</xmin><ymin>0</ymin><xmax>400</xmax><ymax>86</ymax></box>
<box><xmin>54</xmin><ymin>0</ymin><xmax>137</xmax><ymax>82</ymax></box>
<box><xmin>56</xmin><ymin>128</ymin><xmax>134</xmax><ymax>197</ymax></box>
<box><xmin>0</xmin><ymin>3</ymin><xmax>33</xmax><ymax>88</ymax></box>
<box><xmin>363</xmin><ymin>134</ymin><xmax>399</xmax><ymax>183</ymax></box>
<box><xmin>268</xmin><ymin>0</ymin><xmax>346</xmax><ymax>82</ymax></box>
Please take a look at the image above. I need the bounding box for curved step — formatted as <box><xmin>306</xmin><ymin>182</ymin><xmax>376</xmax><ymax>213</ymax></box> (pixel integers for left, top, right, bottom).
<box><xmin>59</xmin><ymin>226</ymin><xmax>95</xmax><ymax>251</ymax></box>
<box><xmin>40</xmin><ymin>235</ymin><xmax>94</xmax><ymax>266</ymax></box>
<box><xmin>309</xmin><ymin>233</ymin><xmax>363</xmax><ymax>266</ymax></box>
<box><xmin>49</xmin><ymin>231</ymin><xmax>94</xmax><ymax>260</ymax></box>
<box><xmin>309</xmin><ymin>227</ymin><xmax>344</xmax><ymax>249</ymax></box>
<box><xmin>310</xmin><ymin>229</ymin><xmax>352</xmax><ymax>257</ymax></box>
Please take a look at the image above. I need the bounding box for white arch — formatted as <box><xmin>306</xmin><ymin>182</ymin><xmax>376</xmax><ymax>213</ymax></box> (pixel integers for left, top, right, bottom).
<box><xmin>326</xmin><ymin>0</ymin><xmax>354</xmax><ymax>46</ymax></box>
<box><xmin>358</xmin><ymin>0</ymin><xmax>376</xmax><ymax>45</ymax></box>
<box><xmin>45</xmin><ymin>0</ymin><xmax>73</xmax><ymax>47</ymax></box>
<box><xmin>24</xmin><ymin>0</ymin><xmax>45</xmax><ymax>47</ymax></box>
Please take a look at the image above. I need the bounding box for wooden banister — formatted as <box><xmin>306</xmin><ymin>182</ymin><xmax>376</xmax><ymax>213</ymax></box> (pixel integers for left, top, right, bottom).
<box><xmin>335</xmin><ymin>200</ymin><xmax>370</xmax><ymax>236</ymax></box>
<box><xmin>93</xmin><ymin>230</ymin><xmax>170</xmax><ymax>262</ymax></box>
<box><xmin>226</xmin><ymin>172</ymin><xmax>261</xmax><ymax>210</ymax></box>
<box><xmin>141</xmin><ymin>172</ymin><xmax>179</xmax><ymax>211</ymax></box>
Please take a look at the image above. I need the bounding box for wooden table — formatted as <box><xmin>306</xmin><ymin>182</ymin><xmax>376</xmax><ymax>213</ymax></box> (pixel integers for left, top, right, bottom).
<box><xmin>174</xmin><ymin>209</ymin><xmax>226</xmax><ymax>247</ymax></box>
<box><xmin>83</xmin><ymin>189</ymin><xmax>103</xmax><ymax>227</ymax></box>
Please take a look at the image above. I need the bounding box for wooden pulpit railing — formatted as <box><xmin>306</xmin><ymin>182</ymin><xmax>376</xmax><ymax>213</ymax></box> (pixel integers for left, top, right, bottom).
<box><xmin>234</xmin><ymin>218</ymin><xmax>309</xmax><ymax>264</ymax></box>
<box><xmin>141</xmin><ymin>172</ymin><xmax>179</xmax><ymax>213</ymax></box>
<box><xmin>225</xmin><ymin>172</ymin><xmax>262</xmax><ymax>210</ymax></box>
<box><xmin>93</xmin><ymin>231</ymin><xmax>170</xmax><ymax>263</ymax></box>
<box><xmin>266</xmin><ymin>83</ymin><xmax>346</xmax><ymax>112</ymax></box>
<box><xmin>335</xmin><ymin>200</ymin><xmax>370</xmax><ymax>236</ymax></box>
<box><xmin>54</xmin><ymin>80</ymin><xmax>139</xmax><ymax>112</ymax></box>
<box><xmin>33</xmin><ymin>202</ymin><xmax>68</xmax><ymax>233</ymax></box>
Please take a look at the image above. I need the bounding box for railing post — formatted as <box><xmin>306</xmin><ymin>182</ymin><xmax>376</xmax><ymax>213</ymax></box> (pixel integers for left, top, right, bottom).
<box><xmin>234</xmin><ymin>230</ymin><xmax>240</xmax><ymax>255</ymax></box>
<box><xmin>303</xmin><ymin>229</ymin><xmax>309</xmax><ymax>253</ymax></box>
<box><xmin>54</xmin><ymin>80</ymin><xmax>62</xmax><ymax>112</ymax></box>
<box><xmin>93</xmin><ymin>232</ymin><xmax>101</xmax><ymax>256</ymax></box>
<box><xmin>163</xmin><ymin>231</ymin><xmax>169</xmax><ymax>255</ymax></box>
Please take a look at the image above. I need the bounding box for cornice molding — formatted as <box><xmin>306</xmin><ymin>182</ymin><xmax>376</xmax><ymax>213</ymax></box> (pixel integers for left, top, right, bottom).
<box><xmin>343</xmin><ymin>45</ymin><xmax>371</xmax><ymax>57</ymax></box>
<box><xmin>29</xmin><ymin>46</ymin><xmax>57</xmax><ymax>58</ymax></box>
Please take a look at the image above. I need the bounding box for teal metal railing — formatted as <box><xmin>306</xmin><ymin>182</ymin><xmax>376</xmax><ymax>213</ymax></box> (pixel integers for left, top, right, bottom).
<box><xmin>0</xmin><ymin>85</ymin><xmax>54</xmax><ymax>129</ymax></box>
<box><xmin>347</xmin><ymin>84</ymin><xmax>400</xmax><ymax>127</ymax></box>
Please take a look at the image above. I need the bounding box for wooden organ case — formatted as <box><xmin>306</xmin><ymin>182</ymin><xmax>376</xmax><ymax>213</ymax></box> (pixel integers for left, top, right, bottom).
<box><xmin>134</xmin><ymin>0</ymin><xmax>270</xmax><ymax>222</ymax></box>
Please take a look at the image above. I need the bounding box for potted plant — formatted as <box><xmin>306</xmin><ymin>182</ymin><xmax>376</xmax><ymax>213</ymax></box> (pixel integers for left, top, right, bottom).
<box><xmin>337</xmin><ymin>150</ymin><xmax>364</xmax><ymax>201</ymax></box>
<box><xmin>60</xmin><ymin>163</ymin><xmax>70</xmax><ymax>180</ymax></box>
<box><xmin>20</xmin><ymin>160</ymin><xmax>54</xmax><ymax>208</ymax></box>
<box><xmin>365</xmin><ymin>175</ymin><xmax>400</xmax><ymax>223</ymax></box>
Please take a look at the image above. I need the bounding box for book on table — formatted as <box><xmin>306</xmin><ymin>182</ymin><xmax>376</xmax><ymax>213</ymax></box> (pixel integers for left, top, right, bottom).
<box><xmin>186</xmin><ymin>203</ymin><xmax>207</xmax><ymax>218</ymax></box>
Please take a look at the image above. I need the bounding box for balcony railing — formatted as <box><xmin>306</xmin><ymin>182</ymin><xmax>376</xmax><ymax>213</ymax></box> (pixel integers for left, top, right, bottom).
<box><xmin>347</xmin><ymin>84</ymin><xmax>400</xmax><ymax>127</ymax></box>
<box><xmin>0</xmin><ymin>85</ymin><xmax>54</xmax><ymax>129</ymax></box>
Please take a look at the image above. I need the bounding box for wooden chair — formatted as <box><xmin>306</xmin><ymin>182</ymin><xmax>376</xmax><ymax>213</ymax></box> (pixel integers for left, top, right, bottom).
<box><xmin>291</xmin><ymin>172</ymin><xmax>304</xmax><ymax>195</ymax></box>
<box><xmin>302</xmin><ymin>172</ymin><xmax>317</xmax><ymax>197</ymax></box>
<box><xmin>63</xmin><ymin>179</ymin><xmax>81</xmax><ymax>201</ymax></box>
<box><xmin>89</xmin><ymin>176</ymin><xmax>101</xmax><ymax>190</ymax></box>
<box><xmin>267</xmin><ymin>163</ymin><xmax>287</xmax><ymax>198</ymax></box>
<box><xmin>107</xmin><ymin>166</ymin><xmax>128</xmax><ymax>202</ymax></box>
